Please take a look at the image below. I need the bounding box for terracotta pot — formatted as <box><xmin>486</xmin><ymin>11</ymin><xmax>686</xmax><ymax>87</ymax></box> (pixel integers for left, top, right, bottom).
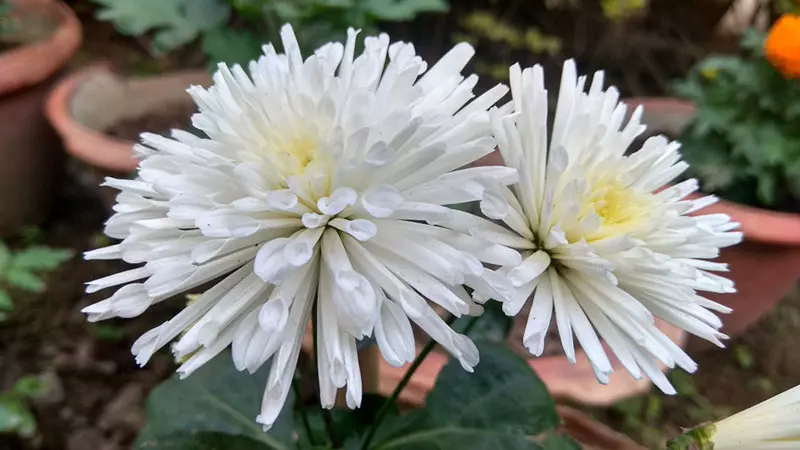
<box><xmin>45</xmin><ymin>65</ymin><xmax>211</xmax><ymax>207</ymax></box>
<box><xmin>0</xmin><ymin>0</ymin><xmax>81</xmax><ymax>235</ymax></box>
<box><xmin>557</xmin><ymin>406</ymin><xmax>645</xmax><ymax>450</ymax></box>
<box><xmin>625</xmin><ymin>97</ymin><xmax>800</xmax><ymax>338</ymax></box>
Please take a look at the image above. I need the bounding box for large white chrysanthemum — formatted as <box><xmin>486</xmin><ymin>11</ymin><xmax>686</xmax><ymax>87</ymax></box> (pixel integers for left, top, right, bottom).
<box><xmin>482</xmin><ymin>61</ymin><xmax>743</xmax><ymax>393</ymax></box>
<box><xmin>82</xmin><ymin>25</ymin><xmax>520</xmax><ymax>429</ymax></box>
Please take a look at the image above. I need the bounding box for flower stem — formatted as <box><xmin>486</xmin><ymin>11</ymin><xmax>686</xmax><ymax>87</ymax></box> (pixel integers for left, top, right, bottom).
<box><xmin>360</xmin><ymin>315</ymin><xmax>480</xmax><ymax>450</ymax></box>
<box><xmin>666</xmin><ymin>423</ymin><xmax>716</xmax><ymax>450</ymax></box>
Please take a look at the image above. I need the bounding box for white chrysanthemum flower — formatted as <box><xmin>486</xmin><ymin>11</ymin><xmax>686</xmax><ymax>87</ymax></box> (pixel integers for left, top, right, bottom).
<box><xmin>480</xmin><ymin>60</ymin><xmax>743</xmax><ymax>393</ymax></box>
<box><xmin>82</xmin><ymin>24</ymin><xmax>520</xmax><ymax>429</ymax></box>
<box><xmin>668</xmin><ymin>384</ymin><xmax>800</xmax><ymax>449</ymax></box>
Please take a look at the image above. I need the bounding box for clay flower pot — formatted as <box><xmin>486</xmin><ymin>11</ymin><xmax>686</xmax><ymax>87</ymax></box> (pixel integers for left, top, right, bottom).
<box><xmin>626</xmin><ymin>97</ymin><xmax>800</xmax><ymax>338</ymax></box>
<box><xmin>45</xmin><ymin>66</ymin><xmax>211</xmax><ymax>207</ymax></box>
<box><xmin>0</xmin><ymin>0</ymin><xmax>81</xmax><ymax>235</ymax></box>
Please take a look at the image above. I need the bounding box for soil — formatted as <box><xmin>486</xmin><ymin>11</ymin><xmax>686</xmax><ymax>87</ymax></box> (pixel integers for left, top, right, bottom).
<box><xmin>586</xmin><ymin>287</ymin><xmax>800</xmax><ymax>449</ymax></box>
<box><xmin>105</xmin><ymin>102</ymin><xmax>197</xmax><ymax>142</ymax></box>
<box><xmin>0</xmin><ymin>162</ymin><xmax>179</xmax><ymax>450</ymax></box>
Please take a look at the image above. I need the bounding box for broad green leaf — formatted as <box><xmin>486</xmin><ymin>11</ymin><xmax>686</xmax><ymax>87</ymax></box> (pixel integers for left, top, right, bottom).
<box><xmin>452</xmin><ymin>300</ymin><xmax>512</xmax><ymax>343</ymax></box>
<box><xmin>201</xmin><ymin>28</ymin><xmax>263</xmax><ymax>68</ymax></box>
<box><xmin>137</xmin><ymin>432</ymin><xmax>270</xmax><ymax>449</ymax></box>
<box><xmin>372</xmin><ymin>341</ymin><xmax>559</xmax><ymax>450</ymax></box>
<box><xmin>425</xmin><ymin>341</ymin><xmax>559</xmax><ymax>433</ymax></box>
<box><xmin>92</xmin><ymin>0</ymin><xmax>230</xmax><ymax>53</ymax></box>
<box><xmin>540</xmin><ymin>434</ymin><xmax>581</xmax><ymax>450</ymax></box>
<box><xmin>135</xmin><ymin>352</ymin><xmax>294</xmax><ymax>449</ymax></box>
<box><xmin>375</xmin><ymin>428</ymin><xmax>543</xmax><ymax>450</ymax></box>
<box><xmin>93</xmin><ymin>0</ymin><xmax>185</xmax><ymax>35</ymax></box>
<box><xmin>5</xmin><ymin>269</ymin><xmax>44</xmax><ymax>293</ymax></box>
<box><xmin>299</xmin><ymin>394</ymin><xmax>394</xmax><ymax>447</ymax></box>
<box><xmin>11</xmin><ymin>247</ymin><xmax>73</xmax><ymax>271</ymax></box>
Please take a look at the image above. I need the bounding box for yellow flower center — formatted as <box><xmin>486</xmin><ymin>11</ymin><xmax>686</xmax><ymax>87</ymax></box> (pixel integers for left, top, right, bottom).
<box><xmin>579</xmin><ymin>174</ymin><xmax>655</xmax><ymax>241</ymax></box>
<box><xmin>272</xmin><ymin>135</ymin><xmax>319</xmax><ymax>177</ymax></box>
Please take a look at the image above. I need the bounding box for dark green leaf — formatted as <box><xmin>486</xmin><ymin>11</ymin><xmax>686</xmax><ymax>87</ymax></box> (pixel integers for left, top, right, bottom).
<box><xmin>372</xmin><ymin>341</ymin><xmax>559</xmax><ymax>450</ymax></box>
<box><xmin>300</xmin><ymin>394</ymin><xmax>394</xmax><ymax>447</ymax></box>
<box><xmin>135</xmin><ymin>352</ymin><xmax>293</xmax><ymax>449</ymax></box>
<box><xmin>375</xmin><ymin>428</ymin><xmax>543</xmax><ymax>450</ymax></box>
<box><xmin>5</xmin><ymin>269</ymin><xmax>44</xmax><ymax>293</ymax></box>
<box><xmin>202</xmin><ymin>28</ymin><xmax>264</xmax><ymax>68</ymax></box>
<box><xmin>540</xmin><ymin>434</ymin><xmax>580</xmax><ymax>450</ymax></box>
<box><xmin>424</xmin><ymin>341</ymin><xmax>559</xmax><ymax>435</ymax></box>
<box><xmin>137</xmin><ymin>431</ymin><xmax>270</xmax><ymax>449</ymax></box>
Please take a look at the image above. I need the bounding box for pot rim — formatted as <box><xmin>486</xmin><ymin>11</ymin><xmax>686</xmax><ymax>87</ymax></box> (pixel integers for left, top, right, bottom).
<box><xmin>45</xmin><ymin>64</ymin><xmax>140</xmax><ymax>173</ymax></box>
<box><xmin>0</xmin><ymin>0</ymin><xmax>82</xmax><ymax>95</ymax></box>
<box><xmin>625</xmin><ymin>96</ymin><xmax>800</xmax><ymax>247</ymax></box>
<box><xmin>45</xmin><ymin>65</ymin><xmax>211</xmax><ymax>173</ymax></box>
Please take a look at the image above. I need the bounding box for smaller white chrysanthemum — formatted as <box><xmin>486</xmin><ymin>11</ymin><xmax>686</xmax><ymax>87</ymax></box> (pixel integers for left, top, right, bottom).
<box><xmin>478</xmin><ymin>60</ymin><xmax>743</xmax><ymax>393</ymax></box>
<box><xmin>667</xmin><ymin>384</ymin><xmax>800</xmax><ymax>450</ymax></box>
<box><xmin>82</xmin><ymin>24</ymin><xmax>519</xmax><ymax>430</ymax></box>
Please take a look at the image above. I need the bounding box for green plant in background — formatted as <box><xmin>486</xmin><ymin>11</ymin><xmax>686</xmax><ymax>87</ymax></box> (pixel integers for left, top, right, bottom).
<box><xmin>456</xmin><ymin>11</ymin><xmax>562</xmax><ymax>81</ymax></box>
<box><xmin>673</xmin><ymin>30</ymin><xmax>800</xmax><ymax>211</ymax></box>
<box><xmin>0</xmin><ymin>243</ymin><xmax>73</xmax><ymax>321</ymax></box>
<box><xmin>600</xmin><ymin>0</ymin><xmax>647</xmax><ymax>21</ymax></box>
<box><xmin>0</xmin><ymin>375</ymin><xmax>45</xmax><ymax>438</ymax></box>
<box><xmin>92</xmin><ymin>0</ymin><xmax>449</xmax><ymax>68</ymax></box>
<box><xmin>545</xmin><ymin>0</ymin><xmax>648</xmax><ymax>21</ymax></box>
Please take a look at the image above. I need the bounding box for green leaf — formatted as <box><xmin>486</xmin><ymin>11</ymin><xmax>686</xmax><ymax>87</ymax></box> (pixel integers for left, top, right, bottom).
<box><xmin>137</xmin><ymin>432</ymin><xmax>270</xmax><ymax>449</ymax></box>
<box><xmin>372</xmin><ymin>341</ymin><xmax>559</xmax><ymax>450</ymax></box>
<box><xmin>452</xmin><ymin>300</ymin><xmax>512</xmax><ymax>343</ymax></box>
<box><xmin>5</xmin><ymin>269</ymin><xmax>44</xmax><ymax>293</ymax></box>
<box><xmin>299</xmin><ymin>394</ymin><xmax>395</xmax><ymax>447</ymax></box>
<box><xmin>11</xmin><ymin>247</ymin><xmax>73</xmax><ymax>271</ymax></box>
<box><xmin>540</xmin><ymin>434</ymin><xmax>581</xmax><ymax>450</ymax></box>
<box><xmin>363</xmin><ymin>0</ymin><xmax>449</xmax><ymax>21</ymax></box>
<box><xmin>135</xmin><ymin>352</ymin><xmax>293</xmax><ymax>449</ymax></box>
<box><xmin>201</xmin><ymin>28</ymin><xmax>263</xmax><ymax>68</ymax></box>
<box><xmin>92</xmin><ymin>0</ymin><xmax>231</xmax><ymax>53</ymax></box>
<box><xmin>12</xmin><ymin>375</ymin><xmax>45</xmax><ymax>398</ymax></box>
<box><xmin>0</xmin><ymin>396</ymin><xmax>36</xmax><ymax>438</ymax></box>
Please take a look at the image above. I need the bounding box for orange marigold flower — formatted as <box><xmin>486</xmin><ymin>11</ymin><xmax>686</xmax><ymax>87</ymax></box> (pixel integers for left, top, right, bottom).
<box><xmin>765</xmin><ymin>14</ymin><xmax>800</xmax><ymax>79</ymax></box>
